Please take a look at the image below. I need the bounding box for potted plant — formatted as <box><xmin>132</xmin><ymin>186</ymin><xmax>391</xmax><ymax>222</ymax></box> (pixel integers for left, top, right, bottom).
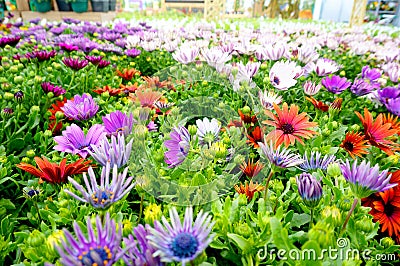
<box><xmin>56</xmin><ymin>0</ymin><xmax>72</xmax><ymax>11</ymax></box>
<box><xmin>32</xmin><ymin>0</ymin><xmax>52</xmax><ymax>12</ymax></box>
<box><xmin>67</xmin><ymin>0</ymin><xmax>88</xmax><ymax>13</ymax></box>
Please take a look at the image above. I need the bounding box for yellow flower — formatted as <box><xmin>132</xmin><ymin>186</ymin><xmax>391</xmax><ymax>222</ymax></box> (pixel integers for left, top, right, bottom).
<box><xmin>144</xmin><ymin>203</ymin><xmax>162</xmax><ymax>225</ymax></box>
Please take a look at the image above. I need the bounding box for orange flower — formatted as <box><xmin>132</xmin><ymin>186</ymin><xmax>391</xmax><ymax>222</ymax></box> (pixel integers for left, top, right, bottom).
<box><xmin>340</xmin><ymin>131</ymin><xmax>370</xmax><ymax>159</ymax></box>
<box><xmin>240</xmin><ymin>159</ymin><xmax>264</xmax><ymax>179</ymax></box>
<box><xmin>93</xmin><ymin>85</ymin><xmax>122</xmax><ymax>96</ymax></box>
<box><xmin>355</xmin><ymin>108</ymin><xmax>399</xmax><ymax>155</ymax></box>
<box><xmin>382</xmin><ymin>113</ymin><xmax>400</xmax><ymax>135</ymax></box>
<box><xmin>116</xmin><ymin>68</ymin><xmax>141</xmax><ymax>81</ymax></box>
<box><xmin>263</xmin><ymin>103</ymin><xmax>318</xmax><ymax>148</ymax></box>
<box><xmin>119</xmin><ymin>83</ymin><xmax>139</xmax><ymax>95</ymax></box>
<box><xmin>329</xmin><ymin>98</ymin><xmax>343</xmax><ymax>111</ymax></box>
<box><xmin>246</xmin><ymin>126</ymin><xmax>263</xmax><ymax>148</ymax></box>
<box><xmin>234</xmin><ymin>180</ymin><xmax>264</xmax><ymax>201</ymax></box>
<box><xmin>142</xmin><ymin>76</ymin><xmax>169</xmax><ymax>89</ymax></box>
<box><xmin>48</xmin><ymin>98</ymin><xmax>68</xmax><ymax>120</ymax></box>
<box><xmin>306</xmin><ymin>96</ymin><xmax>329</xmax><ymax>112</ymax></box>
<box><xmin>238</xmin><ymin>109</ymin><xmax>258</xmax><ymax>125</ymax></box>
<box><xmin>130</xmin><ymin>89</ymin><xmax>163</xmax><ymax>108</ymax></box>
<box><xmin>17</xmin><ymin>156</ymin><xmax>91</xmax><ymax>184</ymax></box>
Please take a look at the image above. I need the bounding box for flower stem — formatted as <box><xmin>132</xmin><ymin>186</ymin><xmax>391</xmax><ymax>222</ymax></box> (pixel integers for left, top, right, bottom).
<box><xmin>34</xmin><ymin>201</ymin><xmax>42</xmax><ymax>226</ymax></box>
<box><xmin>263</xmin><ymin>169</ymin><xmax>274</xmax><ymax>204</ymax></box>
<box><xmin>138</xmin><ymin>193</ymin><xmax>144</xmax><ymax>222</ymax></box>
<box><xmin>309</xmin><ymin>208</ymin><xmax>314</xmax><ymax>229</ymax></box>
<box><xmin>68</xmin><ymin>71</ymin><xmax>76</xmax><ymax>92</ymax></box>
<box><xmin>341</xmin><ymin>198</ymin><xmax>358</xmax><ymax>233</ymax></box>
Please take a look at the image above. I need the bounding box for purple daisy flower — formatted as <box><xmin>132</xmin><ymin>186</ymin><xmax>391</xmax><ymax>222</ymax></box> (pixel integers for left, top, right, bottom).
<box><xmin>97</xmin><ymin>60</ymin><xmax>111</xmax><ymax>68</ymax></box>
<box><xmin>361</xmin><ymin>65</ymin><xmax>381</xmax><ymax>82</ymax></box>
<box><xmin>0</xmin><ymin>35</ymin><xmax>21</xmax><ymax>47</ymax></box>
<box><xmin>26</xmin><ymin>50</ymin><xmax>57</xmax><ymax>62</ymax></box>
<box><xmin>62</xmin><ymin>57</ymin><xmax>89</xmax><ymax>70</ymax></box>
<box><xmin>258</xmin><ymin>141</ymin><xmax>304</xmax><ymax>168</ymax></box>
<box><xmin>65</xmin><ymin>163</ymin><xmax>135</xmax><ymax>209</ymax></box>
<box><xmin>88</xmin><ymin>134</ymin><xmax>133</xmax><ymax>168</ymax></box>
<box><xmin>377</xmin><ymin>86</ymin><xmax>400</xmax><ymax>106</ymax></box>
<box><xmin>385</xmin><ymin>97</ymin><xmax>400</xmax><ymax>116</ymax></box>
<box><xmin>122</xmin><ymin>224</ymin><xmax>164</xmax><ymax>266</ymax></box>
<box><xmin>85</xmin><ymin>55</ymin><xmax>103</xmax><ymax>65</ymax></box>
<box><xmin>41</xmin><ymin>82</ymin><xmax>66</xmax><ymax>96</ymax></box>
<box><xmin>59</xmin><ymin>43</ymin><xmax>80</xmax><ymax>52</ymax></box>
<box><xmin>340</xmin><ymin>159</ymin><xmax>396</xmax><ymax>198</ymax></box>
<box><xmin>125</xmin><ymin>48</ymin><xmax>141</xmax><ymax>58</ymax></box>
<box><xmin>350</xmin><ymin>79</ymin><xmax>378</xmax><ymax>96</ymax></box>
<box><xmin>102</xmin><ymin>110</ymin><xmax>135</xmax><ymax>137</ymax></box>
<box><xmin>54</xmin><ymin>123</ymin><xmax>106</xmax><ymax>158</ymax></box>
<box><xmin>54</xmin><ymin>213</ymin><xmax>125</xmax><ymax>265</ymax></box>
<box><xmin>147</xmin><ymin>207</ymin><xmax>215</xmax><ymax>266</ymax></box>
<box><xmin>62</xmin><ymin>93</ymin><xmax>99</xmax><ymax>121</ymax></box>
<box><xmin>321</xmin><ymin>75</ymin><xmax>351</xmax><ymax>94</ymax></box>
<box><xmin>296</xmin><ymin>172</ymin><xmax>323</xmax><ymax>208</ymax></box>
<box><xmin>297</xmin><ymin>151</ymin><xmax>336</xmax><ymax>172</ymax></box>
<box><xmin>164</xmin><ymin>126</ymin><xmax>191</xmax><ymax>168</ymax></box>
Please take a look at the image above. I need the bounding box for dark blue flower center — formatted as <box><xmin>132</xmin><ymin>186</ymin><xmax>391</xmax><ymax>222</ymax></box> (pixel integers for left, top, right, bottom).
<box><xmin>79</xmin><ymin>246</ymin><xmax>112</xmax><ymax>266</ymax></box>
<box><xmin>27</xmin><ymin>189</ymin><xmax>39</xmax><ymax>197</ymax></box>
<box><xmin>91</xmin><ymin>189</ymin><xmax>114</xmax><ymax>208</ymax></box>
<box><xmin>170</xmin><ymin>232</ymin><xmax>198</xmax><ymax>259</ymax></box>
<box><xmin>273</xmin><ymin>76</ymin><xmax>280</xmax><ymax>85</ymax></box>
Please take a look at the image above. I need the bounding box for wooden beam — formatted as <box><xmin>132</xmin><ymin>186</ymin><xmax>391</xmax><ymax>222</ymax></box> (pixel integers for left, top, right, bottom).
<box><xmin>349</xmin><ymin>0</ymin><xmax>368</xmax><ymax>26</ymax></box>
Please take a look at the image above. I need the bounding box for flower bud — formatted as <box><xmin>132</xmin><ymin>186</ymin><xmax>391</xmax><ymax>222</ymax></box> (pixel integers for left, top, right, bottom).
<box><xmin>308</xmin><ymin>221</ymin><xmax>335</xmax><ymax>249</ymax></box>
<box><xmin>9</xmin><ymin>65</ymin><xmax>19</xmax><ymax>73</ymax></box>
<box><xmin>27</xmin><ymin>230</ymin><xmax>46</xmax><ymax>247</ymax></box>
<box><xmin>350</xmin><ymin>124</ymin><xmax>360</xmax><ymax>132</ymax></box>
<box><xmin>101</xmin><ymin>91</ymin><xmax>110</xmax><ymax>99</ymax></box>
<box><xmin>43</xmin><ymin>130</ymin><xmax>53</xmax><ymax>138</ymax></box>
<box><xmin>271</xmin><ymin>180</ymin><xmax>284</xmax><ymax>194</ymax></box>
<box><xmin>327</xmin><ymin>162</ymin><xmax>342</xmax><ymax>177</ymax></box>
<box><xmin>188</xmin><ymin>125</ymin><xmax>197</xmax><ymax>136</ymax></box>
<box><xmin>134</xmin><ymin>124</ymin><xmax>148</xmax><ymax>140</ymax></box>
<box><xmin>26</xmin><ymin>150</ymin><xmax>35</xmax><ymax>158</ymax></box>
<box><xmin>55</xmin><ymin>111</ymin><xmax>64</xmax><ymax>120</ymax></box>
<box><xmin>122</xmin><ymin>219</ymin><xmax>134</xmax><ymax>237</ymax></box>
<box><xmin>21</xmin><ymin>157</ymin><xmax>30</xmax><ymax>163</ymax></box>
<box><xmin>321</xmin><ymin>205</ymin><xmax>342</xmax><ymax>227</ymax></box>
<box><xmin>233</xmin><ymin>154</ymin><xmax>245</xmax><ymax>165</ymax></box>
<box><xmin>339</xmin><ymin>197</ymin><xmax>353</xmax><ymax>211</ymax></box>
<box><xmin>381</xmin><ymin>237</ymin><xmax>395</xmax><ymax>248</ymax></box>
<box><xmin>4</xmin><ymin>92</ymin><xmax>14</xmax><ymax>100</ymax></box>
<box><xmin>30</xmin><ymin>105</ymin><xmax>40</xmax><ymax>113</ymax></box>
<box><xmin>355</xmin><ymin>217</ymin><xmax>375</xmax><ymax>233</ymax></box>
<box><xmin>234</xmin><ymin>222</ymin><xmax>252</xmax><ymax>238</ymax></box>
<box><xmin>241</xmin><ymin>106</ymin><xmax>251</xmax><ymax>114</ymax></box>
<box><xmin>34</xmin><ymin>75</ymin><xmax>43</xmax><ymax>83</ymax></box>
<box><xmin>46</xmin><ymin>230</ymin><xmax>64</xmax><ymax>256</ymax></box>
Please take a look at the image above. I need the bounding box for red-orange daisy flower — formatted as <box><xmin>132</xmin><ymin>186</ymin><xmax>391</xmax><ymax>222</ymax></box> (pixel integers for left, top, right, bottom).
<box><xmin>116</xmin><ymin>68</ymin><xmax>141</xmax><ymax>81</ymax></box>
<box><xmin>93</xmin><ymin>85</ymin><xmax>122</xmax><ymax>96</ymax></box>
<box><xmin>246</xmin><ymin>126</ymin><xmax>263</xmax><ymax>148</ymax></box>
<box><xmin>329</xmin><ymin>98</ymin><xmax>343</xmax><ymax>111</ymax></box>
<box><xmin>382</xmin><ymin>113</ymin><xmax>400</xmax><ymax>135</ymax></box>
<box><xmin>227</xmin><ymin>120</ymin><xmax>243</xmax><ymax>128</ymax></box>
<box><xmin>240</xmin><ymin>159</ymin><xmax>264</xmax><ymax>179</ymax></box>
<box><xmin>371</xmin><ymin>188</ymin><xmax>400</xmax><ymax>237</ymax></box>
<box><xmin>48</xmin><ymin>98</ymin><xmax>68</xmax><ymax>120</ymax></box>
<box><xmin>340</xmin><ymin>131</ymin><xmax>370</xmax><ymax>159</ymax></box>
<box><xmin>306</xmin><ymin>96</ymin><xmax>329</xmax><ymax>112</ymax></box>
<box><xmin>142</xmin><ymin>76</ymin><xmax>169</xmax><ymax>89</ymax></box>
<box><xmin>49</xmin><ymin>121</ymin><xmax>63</xmax><ymax>136</ymax></box>
<box><xmin>355</xmin><ymin>108</ymin><xmax>399</xmax><ymax>155</ymax></box>
<box><xmin>238</xmin><ymin>109</ymin><xmax>258</xmax><ymax>125</ymax></box>
<box><xmin>16</xmin><ymin>156</ymin><xmax>92</xmax><ymax>184</ymax></box>
<box><xmin>263</xmin><ymin>103</ymin><xmax>318</xmax><ymax>148</ymax></box>
<box><xmin>130</xmin><ymin>89</ymin><xmax>163</xmax><ymax>108</ymax></box>
<box><xmin>119</xmin><ymin>83</ymin><xmax>139</xmax><ymax>95</ymax></box>
<box><xmin>234</xmin><ymin>180</ymin><xmax>264</xmax><ymax>201</ymax></box>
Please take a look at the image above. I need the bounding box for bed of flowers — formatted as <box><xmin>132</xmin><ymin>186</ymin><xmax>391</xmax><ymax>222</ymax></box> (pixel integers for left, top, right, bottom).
<box><xmin>0</xmin><ymin>15</ymin><xmax>400</xmax><ymax>266</ymax></box>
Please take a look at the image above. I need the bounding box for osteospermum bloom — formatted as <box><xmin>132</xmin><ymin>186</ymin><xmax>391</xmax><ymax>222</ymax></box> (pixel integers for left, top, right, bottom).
<box><xmin>17</xmin><ymin>156</ymin><xmax>91</xmax><ymax>184</ymax></box>
<box><xmin>116</xmin><ymin>68</ymin><xmax>141</xmax><ymax>81</ymax></box>
<box><xmin>102</xmin><ymin>110</ymin><xmax>135</xmax><ymax>137</ymax></box>
<box><xmin>147</xmin><ymin>207</ymin><xmax>215</xmax><ymax>266</ymax></box>
<box><xmin>240</xmin><ymin>159</ymin><xmax>264</xmax><ymax>179</ymax></box>
<box><xmin>361</xmin><ymin>65</ymin><xmax>381</xmax><ymax>82</ymax></box>
<box><xmin>355</xmin><ymin>108</ymin><xmax>398</xmax><ymax>155</ymax></box>
<box><xmin>62</xmin><ymin>57</ymin><xmax>88</xmax><ymax>70</ymax></box>
<box><xmin>297</xmin><ymin>151</ymin><xmax>336</xmax><ymax>172</ymax></box>
<box><xmin>133</xmin><ymin>89</ymin><xmax>163</xmax><ymax>108</ymax></box>
<box><xmin>196</xmin><ymin>117</ymin><xmax>220</xmax><ymax>144</ymax></box>
<box><xmin>306</xmin><ymin>96</ymin><xmax>329</xmax><ymax>112</ymax></box>
<box><xmin>55</xmin><ymin>213</ymin><xmax>124</xmax><ymax>265</ymax></box>
<box><xmin>340</xmin><ymin>131</ymin><xmax>370</xmax><ymax>159</ymax></box>
<box><xmin>314</xmin><ymin>58</ymin><xmax>340</xmax><ymax>76</ymax></box>
<box><xmin>350</xmin><ymin>79</ymin><xmax>377</xmax><ymax>96</ymax></box>
<box><xmin>54</xmin><ymin>124</ymin><xmax>106</xmax><ymax>158</ymax></box>
<box><xmin>65</xmin><ymin>163</ymin><xmax>135</xmax><ymax>209</ymax></box>
<box><xmin>41</xmin><ymin>82</ymin><xmax>66</xmax><ymax>96</ymax></box>
<box><xmin>296</xmin><ymin>172</ymin><xmax>323</xmax><ymax>208</ymax></box>
<box><xmin>340</xmin><ymin>159</ymin><xmax>396</xmax><ymax>198</ymax></box>
<box><xmin>263</xmin><ymin>103</ymin><xmax>318</xmax><ymax>148</ymax></box>
<box><xmin>246</xmin><ymin>126</ymin><xmax>263</xmax><ymax>148</ymax></box>
<box><xmin>321</xmin><ymin>75</ymin><xmax>351</xmax><ymax>94</ymax></box>
<box><xmin>89</xmin><ymin>134</ymin><xmax>133</xmax><ymax>168</ymax></box>
<box><xmin>122</xmin><ymin>224</ymin><xmax>163</xmax><ymax>266</ymax></box>
<box><xmin>61</xmin><ymin>93</ymin><xmax>99</xmax><ymax>121</ymax></box>
<box><xmin>164</xmin><ymin>126</ymin><xmax>191</xmax><ymax>168</ymax></box>
<box><xmin>258</xmin><ymin>140</ymin><xmax>304</xmax><ymax>168</ymax></box>
<box><xmin>234</xmin><ymin>181</ymin><xmax>265</xmax><ymax>201</ymax></box>
<box><xmin>269</xmin><ymin>60</ymin><xmax>302</xmax><ymax>90</ymax></box>
<box><xmin>259</xmin><ymin>90</ymin><xmax>283</xmax><ymax>110</ymax></box>
<box><xmin>303</xmin><ymin>81</ymin><xmax>321</xmax><ymax>96</ymax></box>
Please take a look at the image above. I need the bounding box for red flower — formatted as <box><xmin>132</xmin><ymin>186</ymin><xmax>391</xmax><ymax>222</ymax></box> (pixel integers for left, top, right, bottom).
<box><xmin>340</xmin><ymin>131</ymin><xmax>370</xmax><ymax>159</ymax></box>
<box><xmin>355</xmin><ymin>108</ymin><xmax>399</xmax><ymax>155</ymax></box>
<box><xmin>240</xmin><ymin>159</ymin><xmax>264</xmax><ymax>179</ymax></box>
<box><xmin>116</xmin><ymin>68</ymin><xmax>141</xmax><ymax>81</ymax></box>
<box><xmin>263</xmin><ymin>103</ymin><xmax>318</xmax><ymax>148</ymax></box>
<box><xmin>142</xmin><ymin>76</ymin><xmax>169</xmax><ymax>89</ymax></box>
<box><xmin>382</xmin><ymin>113</ymin><xmax>400</xmax><ymax>135</ymax></box>
<box><xmin>93</xmin><ymin>85</ymin><xmax>122</xmax><ymax>96</ymax></box>
<box><xmin>238</xmin><ymin>109</ymin><xmax>258</xmax><ymax>125</ymax></box>
<box><xmin>17</xmin><ymin>156</ymin><xmax>91</xmax><ymax>184</ymax></box>
<box><xmin>48</xmin><ymin>98</ymin><xmax>68</xmax><ymax>120</ymax></box>
<box><xmin>234</xmin><ymin>180</ymin><xmax>264</xmax><ymax>201</ymax></box>
<box><xmin>247</xmin><ymin>126</ymin><xmax>263</xmax><ymax>148</ymax></box>
<box><xmin>306</xmin><ymin>96</ymin><xmax>329</xmax><ymax>112</ymax></box>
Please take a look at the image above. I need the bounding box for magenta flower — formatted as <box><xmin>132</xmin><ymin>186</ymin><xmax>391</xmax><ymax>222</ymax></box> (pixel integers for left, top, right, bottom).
<box><xmin>61</xmin><ymin>93</ymin><xmax>99</xmax><ymax>121</ymax></box>
<box><xmin>85</xmin><ymin>55</ymin><xmax>103</xmax><ymax>65</ymax></box>
<box><xmin>26</xmin><ymin>50</ymin><xmax>57</xmax><ymax>62</ymax></box>
<box><xmin>54</xmin><ymin>123</ymin><xmax>106</xmax><ymax>158</ymax></box>
<box><xmin>62</xmin><ymin>57</ymin><xmax>89</xmax><ymax>70</ymax></box>
<box><xmin>321</xmin><ymin>75</ymin><xmax>351</xmax><ymax>94</ymax></box>
<box><xmin>361</xmin><ymin>66</ymin><xmax>381</xmax><ymax>82</ymax></box>
<box><xmin>41</xmin><ymin>82</ymin><xmax>66</xmax><ymax>96</ymax></box>
<box><xmin>59</xmin><ymin>43</ymin><xmax>79</xmax><ymax>52</ymax></box>
<box><xmin>97</xmin><ymin>60</ymin><xmax>111</xmax><ymax>68</ymax></box>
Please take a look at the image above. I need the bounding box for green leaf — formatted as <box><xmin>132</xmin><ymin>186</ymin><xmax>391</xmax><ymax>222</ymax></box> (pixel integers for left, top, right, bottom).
<box><xmin>8</xmin><ymin>138</ymin><xmax>25</xmax><ymax>152</ymax></box>
<box><xmin>284</xmin><ymin>210</ymin><xmax>294</xmax><ymax>224</ymax></box>
<box><xmin>227</xmin><ymin>233</ymin><xmax>252</xmax><ymax>253</ymax></box>
<box><xmin>0</xmin><ymin>199</ymin><xmax>15</xmax><ymax>210</ymax></box>
<box><xmin>301</xmin><ymin>240</ymin><xmax>322</xmax><ymax>266</ymax></box>
<box><xmin>191</xmin><ymin>173</ymin><xmax>207</xmax><ymax>186</ymax></box>
<box><xmin>290</xmin><ymin>213</ymin><xmax>311</xmax><ymax>228</ymax></box>
<box><xmin>209</xmin><ymin>237</ymin><xmax>228</xmax><ymax>250</ymax></box>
